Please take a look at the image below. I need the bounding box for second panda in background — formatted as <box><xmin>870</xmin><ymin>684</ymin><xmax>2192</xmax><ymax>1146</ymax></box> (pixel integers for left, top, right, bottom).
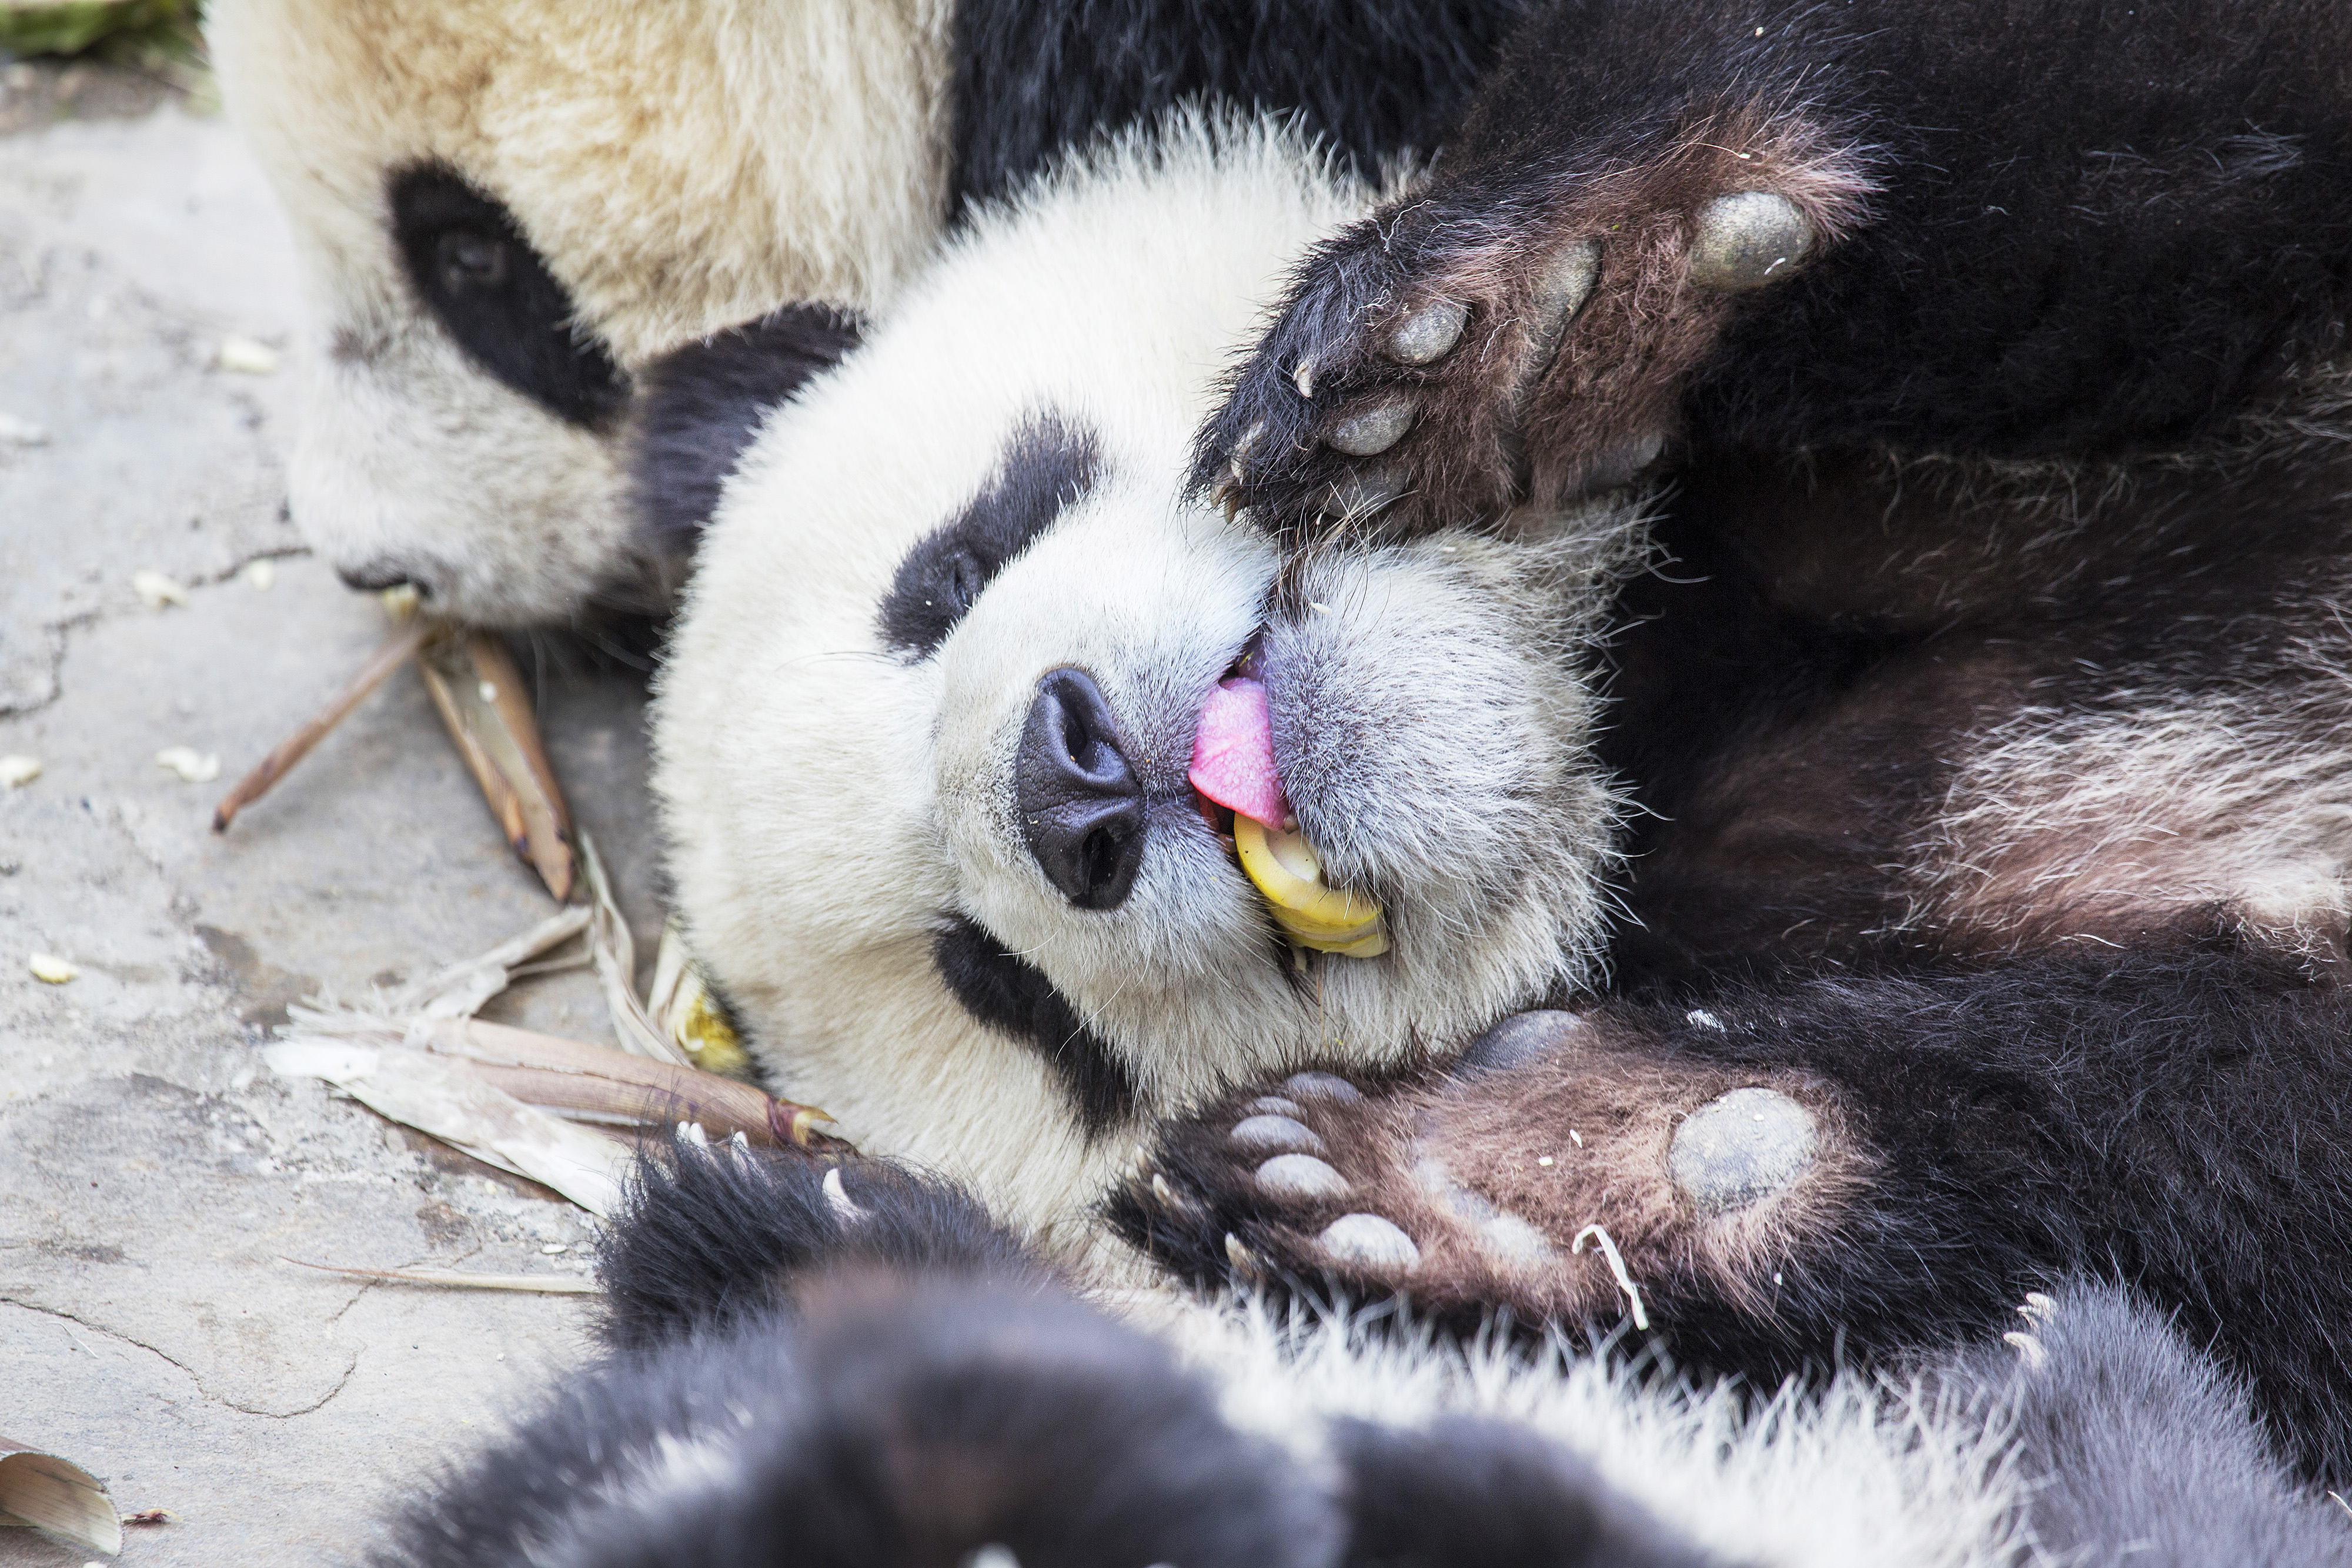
<box><xmin>205</xmin><ymin>0</ymin><xmax>1531</xmax><ymax>628</ymax></box>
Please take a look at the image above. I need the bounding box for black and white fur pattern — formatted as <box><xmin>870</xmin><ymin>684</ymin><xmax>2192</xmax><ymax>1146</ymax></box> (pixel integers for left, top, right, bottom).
<box><xmin>654</xmin><ymin>113</ymin><xmax>1635</xmax><ymax>1256</ymax></box>
<box><xmin>383</xmin><ymin>1142</ymin><xmax>2352</xmax><ymax>1568</ymax></box>
<box><xmin>654</xmin><ymin>0</ymin><xmax>2352</xmax><ymax>1497</ymax></box>
<box><xmin>207</xmin><ymin>0</ymin><xmax>1529</xmax><ymax>626</ymax></box>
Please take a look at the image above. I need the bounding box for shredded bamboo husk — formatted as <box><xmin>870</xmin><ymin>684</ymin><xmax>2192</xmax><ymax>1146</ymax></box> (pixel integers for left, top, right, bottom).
<box><xmin>0</xmin><ymin>1436</ymin><xmax>121</xmax><ymax>1555</ymax></box>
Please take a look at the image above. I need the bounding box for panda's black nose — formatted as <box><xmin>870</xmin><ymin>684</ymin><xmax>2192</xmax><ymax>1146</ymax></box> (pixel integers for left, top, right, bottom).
<box><xmin>1016</xmin><ymin>668</ymin><xmax>1145</xmax><ymax>911</ymax></box>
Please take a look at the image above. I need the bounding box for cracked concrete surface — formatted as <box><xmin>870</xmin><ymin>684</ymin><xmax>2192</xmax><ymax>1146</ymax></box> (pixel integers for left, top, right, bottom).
<box><xmin>2</xmin><ymin>72</ymin><xmax>664</xmax><ymax>1564</ymax></box>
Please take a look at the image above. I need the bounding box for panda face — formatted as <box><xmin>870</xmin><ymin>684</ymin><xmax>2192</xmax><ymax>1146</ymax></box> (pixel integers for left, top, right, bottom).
<box><xmin>654</xmin><ymin>115</ymin><xmax>1639</xmax><ymax>1234</ymax></box>
<box><xmin>207</xmin><ymin>0</ymin><xmax>948</xmax><ymax>626</ymax></box>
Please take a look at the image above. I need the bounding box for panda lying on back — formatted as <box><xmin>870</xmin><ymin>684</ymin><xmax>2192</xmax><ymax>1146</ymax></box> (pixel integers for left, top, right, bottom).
<box><xmin>650</xmin><ymin>0</ymin><xmax>2352</xmax><ymax>1492</ymax></box>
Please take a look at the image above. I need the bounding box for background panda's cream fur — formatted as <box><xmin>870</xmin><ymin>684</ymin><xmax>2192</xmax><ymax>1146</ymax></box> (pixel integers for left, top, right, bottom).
<box><xmin>656</xmin><ymin>115</ymin><xmax>1637</xmax><ymax>1253</ymax></box>
<box><xmin>206</xmin><ymin>0</ymin><xmax>948</xmax><ymax>624</ymax></box>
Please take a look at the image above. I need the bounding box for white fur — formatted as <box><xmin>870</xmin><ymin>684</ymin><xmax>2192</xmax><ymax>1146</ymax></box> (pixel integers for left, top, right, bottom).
<box><xmin>1135</xmin><ymin>1293</ymin><xmax>2039</xmax><ymax>1568</ymax></box>
<box><xmin>208</xmin><ymin>0</ymin><xmax>951</xmax><ymax>623</ymax></box>
<box><xmin>655</xmin><ymin>115</ymin><xmax>1642</xmax><ymax>1251</ymax></box>
<box><xmin>1909</xmin><ymin>637</ymin><xmax>2352</xmax><ymax>965</ymax></box>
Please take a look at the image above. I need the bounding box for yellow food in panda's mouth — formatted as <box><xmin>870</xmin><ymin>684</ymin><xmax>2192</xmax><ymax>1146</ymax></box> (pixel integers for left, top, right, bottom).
<box><xmin>1234</xmin><ymin>814</ymin><xmax>1389</xmax><ymax>957</ymax></box>
<box><xmin>1190</xmin><ymin>668</ymin><xmax>1388</xmax><ymax>958</ymax></box>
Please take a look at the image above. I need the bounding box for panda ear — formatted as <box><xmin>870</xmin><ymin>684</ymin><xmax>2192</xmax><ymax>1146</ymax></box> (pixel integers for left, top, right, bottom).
<box><xmin>628</xmin><ymin>303</ymin><xmax>865</xmax><ymax>543</ymax></box>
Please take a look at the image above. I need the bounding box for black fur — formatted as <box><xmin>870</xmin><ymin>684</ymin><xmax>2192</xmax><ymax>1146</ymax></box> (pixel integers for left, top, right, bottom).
<box><xmin>596</xmin><ymin>1140</ymin><xmax>1047</xmax><ymax>1356</ymax></box>
<box><xmin>629</xmin><ymin>305</ymin><xmax>863</xmax><ymax>541</ymax></box>
<box><xmin>931</xmin><ymin>915</ymin><xmax>1136</xmax><ymax>1139</ymax></box>
<box><xmin>1117</xmin><ymin>0</ymin><xmax>2352</xmax><ymax>1489</ymax></box>
<box><xmin>879</xmin><ymin>414</ymin><xmax>1102</xmax><ymax>658</ymax></box>
<box><xmin>387</xmin><ymin>162</ymin><xmax>629</xmax><ymax>430</ymax></box>
<box><xmin>396</xmin><ymin>1139</ymin><xmax>1718</xmax><ymax>1568</ymax></box>
<box><xmin>1195</xmin><ymin>0</ymin><xmax>2352</xmax><ymax>532</ymax></box>
<box><xmin>1335</xmin><ymin>1417</ymin><xmax>1710</xmax><ymax>1568</ymax></box>
<box><xmin>1947</xmin><ymin>1284</ymin><xmax>2352</xmax><ymax>1566</ymax></box>
<box><xmin>946</xmin><ymin>0</ymin><xmax>1535</xmax><ymax>212</ymax></box>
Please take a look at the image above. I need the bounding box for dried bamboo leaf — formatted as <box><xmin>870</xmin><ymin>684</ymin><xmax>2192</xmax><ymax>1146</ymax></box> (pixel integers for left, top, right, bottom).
<box><xmin>0</xmin><ymin>1436</ymin><xmax>121</xmax><ymax>1555</ymax></box>
<box><xmin>265</xmin><ymin>1041</ymin><xmax>627</xmax><ymax>1214</ymax></box>
<box><xmin>647</xmin><ymin>917</ymin><xmax>756</xmax><ymax>1079</ymax></box>
<box><xmin>578</xmin><ymin>833</ymin><xmax>691</xmax><ymax>1066</ymax></box>
<box><xmin>212</xmin><ymin>613</ymin><xmax>431</xmax><ymax>832</ymax></box>
<box><xmin>417</xmin><ymin>635</ymin><xmax>575</xmax><ymax>901</ymax></box>
<box><xmin>278</xmin><ymin>1258</ymin><xmax>601</xmax><ymax>1295</ymax></box>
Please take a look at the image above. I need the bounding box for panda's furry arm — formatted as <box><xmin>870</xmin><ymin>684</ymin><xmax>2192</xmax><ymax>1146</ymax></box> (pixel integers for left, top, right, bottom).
<box><xmin>627</xmin><ymin>303</ymin><xmax>864</xmax><ymax>547</ymax></box>
<box><xmin>395</xmin><ymin>1137</ymin><xmax>1710</xmax><ymax>1568</ymax></box>
<box><xmin>1118</xmin><ymin>938</ymin><xmax>2352</xmax><ymax>1484</ymax></box>
<box><xmin>1195</xmin><ymin>0</ymin><xmax>2352</xmax><ymax>537</ymax></box>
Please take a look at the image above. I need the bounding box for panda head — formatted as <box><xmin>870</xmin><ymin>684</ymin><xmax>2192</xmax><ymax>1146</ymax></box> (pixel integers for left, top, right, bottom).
<box><xmin>653</xmin><ymin>116</ymin><xmax>1643</xmax><ymax>1235</ymax></box>
<box><xmin>206</xmin><ymin>0</ymin><xmax>947</xmax><ymax>625</ymax></box>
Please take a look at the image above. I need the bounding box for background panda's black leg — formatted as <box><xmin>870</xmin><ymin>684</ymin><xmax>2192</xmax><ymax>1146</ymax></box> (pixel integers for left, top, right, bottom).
<box><xmin>1334</xmin><ymin>1417</ymin><xmax>1714</xmax><ymax>1568</ymax></box>
<box><xmin>1196</xmin><ymin>0</ymin><xmax>2352</xmax><ymax>539</ymax></box>
<box><xmin>1119</xmin><ymin>944</ymin><xmax>2352</xmax><ymax>1482</ymax></box>
<box><xmin>596</xmin><ymin>1136</ymin><xmax>1052</xmax><ymax>1354</ymax></box>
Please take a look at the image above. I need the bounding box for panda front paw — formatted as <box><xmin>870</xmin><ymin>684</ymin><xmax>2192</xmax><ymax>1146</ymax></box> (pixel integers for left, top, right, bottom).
<box><xmin>1194</xmin><ymin>120</ymin><xmax>1871</xmax><ymax>540</ymax></box>
<box><xmin>1117</xmin><ymin>1012</ymin><xmax>1856</xmax><ymax>1335</ymax></box>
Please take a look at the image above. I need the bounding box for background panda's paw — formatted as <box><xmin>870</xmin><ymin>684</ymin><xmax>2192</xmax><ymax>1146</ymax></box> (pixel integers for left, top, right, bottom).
<box><xmin>1191</xmin><ymin>119</ymin><xmax>1872</xmax><ymax>541</ymax></box>
<box><xmin>1117</xmin><ymin>1014</ymin><xmax>1863</xmax><ymax>1332</ymax></box>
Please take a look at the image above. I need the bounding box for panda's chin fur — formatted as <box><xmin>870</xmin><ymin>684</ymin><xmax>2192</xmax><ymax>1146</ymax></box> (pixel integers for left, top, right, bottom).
<box><xmin>655</xmin><ymin>110</ymin><xmax>1642</xmax><ymax>1248</ymax></box>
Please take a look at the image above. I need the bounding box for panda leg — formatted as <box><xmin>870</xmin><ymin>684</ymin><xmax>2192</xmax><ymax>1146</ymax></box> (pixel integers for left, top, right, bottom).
<box><xmin>1117</xmin><ymin>947</ymin><xmax>2352</xmax><ymax>1481</ymax></box>
<box><xmin>1195</xmin><ymin>0</ymin><xmax>2352</xmax><ymax>540</ymax></box>
<box><xmin>1194</xmin><ymin>101</ymin><xmax>1869</xmax><ymax>540</ymax></box>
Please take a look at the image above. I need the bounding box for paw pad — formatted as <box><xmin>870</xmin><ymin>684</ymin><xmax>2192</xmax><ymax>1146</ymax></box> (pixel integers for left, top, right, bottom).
<box><xmin>1686</xmin><ymin>192</ymin><xmax>1813</xmax><ymax>290</ymax></box>
<box><xmin>1325</xmin><ymin>394</ymin><xmax>1417</xmax><ymax>457</ymax></box>
<box><xmin>1282</xmin><ymin>1071</ymin><xmax>1361</xmax><ymax>1103</ymax></box>
<box><xmin>1255</xmin><ymin>1153</ymin><xmax>1350</xmax><ymax>1200</ymax></box>
<box><xmin>1318</xmin><ymin>1212</ymin><xmax>1421</xmax><ymax>1271</ymax></box>
<box><xmin>1667</xmin><ymin>1086</ymin><xmax>1816</xmax><ymax>1215</ymax></box>
<box><xmin>1230</xmin><ymin>1114</ymin><xmax>1325</xmax><ymax>1155</ymax></box>
<box><xmin>1384</xmin><ymin>297</ymin><xmax>1468</xmax><ymax>365</ymax></box>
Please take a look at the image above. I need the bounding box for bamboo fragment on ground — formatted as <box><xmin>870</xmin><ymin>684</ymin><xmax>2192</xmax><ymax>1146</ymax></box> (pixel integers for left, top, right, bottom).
<box><xmin>211</xmin><ymin>614</ymin><xmax>430</xmax><ymax>832</ymax></box>
<box><xmin>416</xmin><ymin>634</ymin><xmax>576</xmax><ymax>901</ymax></box>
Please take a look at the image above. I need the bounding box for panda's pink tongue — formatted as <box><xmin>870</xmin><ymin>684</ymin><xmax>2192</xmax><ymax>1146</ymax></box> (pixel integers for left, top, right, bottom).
<box><xmin>1188</xmin><ymin>676</ymin><xmax>1289</xmax><ymax>828</ymax></box>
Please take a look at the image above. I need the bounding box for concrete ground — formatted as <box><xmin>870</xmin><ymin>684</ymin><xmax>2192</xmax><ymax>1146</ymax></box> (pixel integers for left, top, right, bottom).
<box><xmin>1</xmin><ymin>66</ymin><xmax>666</xmax><ymax>1564</ymax></box>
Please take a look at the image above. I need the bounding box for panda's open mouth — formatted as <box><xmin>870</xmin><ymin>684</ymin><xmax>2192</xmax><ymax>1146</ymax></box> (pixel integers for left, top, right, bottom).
<box><xmin>1188</xmin><ymin>636</ymin><xmax>1389</xmax><ymax>958</ymax></box>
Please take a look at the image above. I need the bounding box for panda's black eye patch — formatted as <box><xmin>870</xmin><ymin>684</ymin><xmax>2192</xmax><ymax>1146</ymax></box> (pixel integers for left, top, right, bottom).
<box><xmin>880</xmin><ymin>414</ymin><xmax>1102</xmax><ymax>657</ymax></box>
<box><xmin>389</xmin><ymin>162</ymin><xmax>628</xmax><ymax>430</ymax></box>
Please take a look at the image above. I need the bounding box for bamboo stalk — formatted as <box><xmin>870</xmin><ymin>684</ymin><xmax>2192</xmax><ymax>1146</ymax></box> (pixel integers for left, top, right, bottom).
<box><xmin>416</xmin><ymin>635</ymin><xmax>576</xmax><ymax>901</ymax></box>
<box><xmin>211</xmin><ymin>615</ymin><xmax>430</xmax><ymax>832</ymax></box>
<box><xmin>422</xmin><ymin>1018</ymin><xmax>844</xmax><ymax>1150</ymax></box>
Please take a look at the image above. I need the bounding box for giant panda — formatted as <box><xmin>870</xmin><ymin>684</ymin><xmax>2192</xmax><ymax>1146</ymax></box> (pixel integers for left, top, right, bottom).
<box><xmin>378</xmin><ymin>1139</ymin><xmax>2352</xmax><ymax>1566</ymax></box>
<box><xmin>204</xmin><ymin>0</ymin><xmax>1531</xmax><ymax>627</ymax></box>
<box><xmin>647</xmin><ymin>0</ymin><xmax>2352</xmax><ymax>1497</ymax></box>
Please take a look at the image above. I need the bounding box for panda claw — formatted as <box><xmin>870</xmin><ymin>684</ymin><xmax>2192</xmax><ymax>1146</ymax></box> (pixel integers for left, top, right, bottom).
<box><xmin>1224</xmin><ymin>1231</ymin><xmax>1261</xmax><ymax>1275</ymax></box>
<box><xmin>2003</xmin><ymin>1329</ymin><xmax>2049</xmax><ymax>1369</ymax></box>
<box><xmin>1687</xmin><ymin>192</ymin><xmax>1814</xmax><ymax>290</ymax></box>
<box><xmin>1150</xmin><ymin>1171</ymin><xmax>1202</xmax><ymax>1221</ymax></box>
<box><xmin>2019</xmin><ymin>1291</ymin><xmax>2058</xmax><ymax>1323</ymax></box>
<box><xmin>1292</xmin><ymin>356</ymin><xmax>1318</xmax><ymax>400</ymax></box>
